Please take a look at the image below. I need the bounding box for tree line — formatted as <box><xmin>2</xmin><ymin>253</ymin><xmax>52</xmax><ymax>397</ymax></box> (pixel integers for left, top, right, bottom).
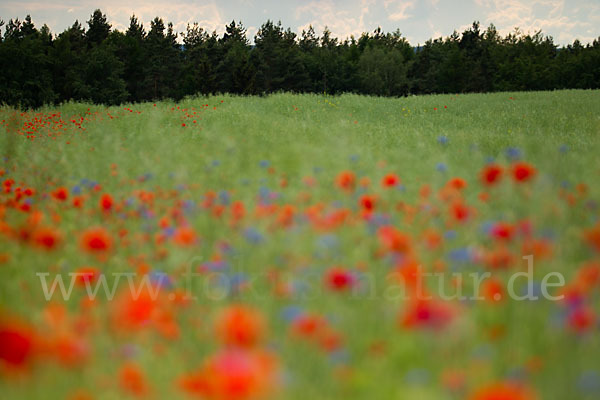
<box><xmin>1</xmin><ymin>9</ymin><xmax>599</xmax><ymax>109</ymax></box>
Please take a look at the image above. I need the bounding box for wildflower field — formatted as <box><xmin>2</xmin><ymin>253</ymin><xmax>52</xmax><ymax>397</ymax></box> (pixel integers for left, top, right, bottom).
<box><xmin>1</xmin><ymin>90</ymin><xmax>600</xmax><ymax>399</ymax></box>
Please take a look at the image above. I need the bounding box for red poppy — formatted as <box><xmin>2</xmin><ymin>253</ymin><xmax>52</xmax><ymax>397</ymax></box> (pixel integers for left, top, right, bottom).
<box><xmin>568</xmin><ymin>306</ymin><xmax>595</xmax><ymax>333</ymax></box>
<box><xmin>52</xmin><ymin>187</ymin><xmax>68</xmax><ymax>201</ymax></box>
<box><xmin>324</xmin><ymin>267</ymin><xmax>355</xmax><ymax>291</ymax></box>
<box><xmin>74</xmin><ymin>266</ymin><xmax>100</xmax><ymax>287</ymax></box>
<box><xmin>100</xmin><ymin>193</ymin><xmax>113</xmax><ymax>211</ymax></box>
<box><xmin>447</xmin><ymin>177</ymin><xmax>467</xmax><ymax>190</ymax></box>
<box><xmin>72</xmin><ymin>196</ymin><xmax>84</xmax><ymax>208</ymax></box>
<box><xmin>290</xmin><ymin>313</ymin><xmax>325</xmax><ymax>339</ymax></box>
<box><xmin>123</xmin><ymin>294</ymin><xmax>178</xmax><ymax>339</ymax></box>
<box><xmin>178</xmin><ymin>349</ymin><xmax>278</xmax><ymax>400</ymax></box>
<box><xmin>400</xmin><ymin>298</ymin><xmax>456</xmax><ymax>331</ymax></box>
<box><xmin>377</xmin><ymin>226</ymin><xmax>412</xmax><ymax>254</ymax></box>
<box><xmin>0</xmin><ymin>320</ymin><xmax>36</xmax><ymax>368</ymax></box>
<box><xmin>277</xmin><ymin>205</ymin><xmax>295</xmax><ymax>227</ymax></box>
<box><xmin>392</xmin><ymin>258</ymin><xmax>423</xmax><ymax>289</ymax></box>
<box><xmin>3</xmin><ymin>179</ymin><xmax>14</xmax><ymax>192</ymax></box>
<box><xmin>119</xmin><ymin>363</ymin><xmax>149</xmax><ymax>397</ymax></box>
<box><xmin>450</xmin><ymin>202</ymin><xmax>470</xmax><ymax>222</ymax></box>
<box><xmin>484</xmin><ymin>245</ymin><xmax>515</xmax><ymax>269</ymax></box>
<box><xmin>359</xmin><ymin>194</ymin><xmax>376</xmax><ymax>212</ymax></box>
<box><xmin>576</xmin><ymin>262</ymin><xmax>600</xmax><ymax>291</ymax></box>
<box><xmin>290</xmin><ymin>313</ymin><xmax>342</xmax><ymax>353</ymax></box>
<box><xmin>111</xmin><ymin>290</ymin><xmax>159</xmax><ymax>331</ymax></box>
<box><xmin>381</xmin><ymin>173</ymin><xmax>399</xmax><ymax>188</ymax></box>
<box><xmin>49</xmin><ymin>333</ymin><xmax>89</xmax><ymax>367</ymax></box>
<box><xmin>482</xmin><ymin>278</ymin><xmax>504</xmax><ymax>302</ymax></box>
<box><xmin>521</xmin><ymin>238</ymin><xmax>552</xmax><ymax>260</ymax></box>
<box><xmin>214</xmin><ymin>305</ymin><xmax>266</xmax><ymax>348</ymax></box>
<box><xmin>335</xmin><ymin>171</ymin><xmax>355</xmax><ymax>191</ymax></box>
<box><xmin>315</xmin><ymin>326</ymin><xmax>343</xmax><ymax>352</ymax></box>
<box><xmin>80</xmin><ymin>227</ymin><xmax>113</xmax><ymax>253</ymax></box>
<box><xmin>31</xmin><ymin>226</ymin><xmax>62</xmax><ymax>251</ymax></box>
<box><xmin>469</xmin><ymin>381</ymin><xmax>538</xmax><ymax>400</ymax></box>
<box><xmin>173</xmin><ymin>226</ymin><xmax>197</xmax><ymax>246</ymax></box>
<box><xmin>231</xmin><ymin>201</ymin><xmax>246</xmax><ymax>222</ymax></box>
<box><xmin>512</xmin><ymin>162</ymin><xmax>536</xmax><ymax>182</ymax></box>
<box><xmin>480</xmin><ymin>164</ymin><xmax>503</xmax><ymax>185</ymax></box>
<box><xmin>490</xmin><ymin>222</ymin><xmax>515</xmax><ymax>241</ymax></box>
<box><xmin>158</xmin><ymin>216</ymin><xmax>170</xmax><ymax>229</ymax></box>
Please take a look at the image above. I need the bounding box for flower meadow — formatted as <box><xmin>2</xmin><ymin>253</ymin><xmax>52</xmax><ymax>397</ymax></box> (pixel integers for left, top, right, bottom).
<box><xmin>1</xmin><ymin>90</ymin><xmax>600</xmax><ymax>399</ymax></box>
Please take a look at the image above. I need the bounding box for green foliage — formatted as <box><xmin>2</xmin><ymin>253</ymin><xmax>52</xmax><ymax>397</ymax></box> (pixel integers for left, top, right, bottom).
<box><xmin>85</xmin><ymin>9</ymin><xmax>110</xmax><ymax>48</ymax></box>
<box><xmin>0</xmin><ymin>10</ymin><xmax>598</xmax><ymax>108</ymax></box>
<box><xmin>50</xmin><ymin>21</ymin><xmax>87</xmax><ymax>103</ymax></box>
<box><xmin>81</xmin><ymin>39</ymin><xmax>129</xmax><ymax>105</ymax></box>
<box><xmin>358</xmin><ymin>46</ymin><xmax>408</xmax><ymax>96</ymax></box>
<box><xmin>0</xmin><ymin>15</ymin><xmax>55</xmax><ymax>108</ymax></box>
<box><xmin>121</xmin><ymin>15</ymin><xmax>147</xmax><ymax>101</ymax></box>
<box><xmin>141</xmin><ymin>17</ymin><xmax>181</xmax><ymax>100</ymax></box>
<box><xmin>181</xmin><ymin>23</ymin><xmax>220</xmax><ymax>96</ymax></box>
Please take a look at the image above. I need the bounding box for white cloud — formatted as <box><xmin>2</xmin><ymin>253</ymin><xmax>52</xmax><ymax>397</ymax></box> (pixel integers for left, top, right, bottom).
<box><xmin>360</xmin><ymin>0</ymin><xmax>376</xmax><ymax>27</ymax></box>
<box><xmin>478</xmin><ymin>0</ymin><xmax>584</xmax><ymax>41</ymax></box>
<box><xmin>247</xmin><ymin>25</ymin><xmax>258</xmax><ymax>41</ymax></box>
<box><xmin>427</xmin><ymin>19</ymin><xmax>443</xmax><ymax>39</ymax></box>
<box><xmin>2</xmin><ymin>0</ymin><xmax>597</xmax><ymax>45</ymax></box>
<box><xmin>99</xmin><ymin>0</ymin><xmax>226</xmax><ymax>37</ymax></box>
<box><xmin>1</xmin><ymin>2</ymin><xmax>69</xmax><ymax>11</ymax></box>
<box><xmin>295</xmin><ymin>0</ymin><xmax>370</xmax><ymax>40</ymax></box>
<box><xmin>384</xmin><ymin>1</ymin><xmax>415</xmax><ymax>21</ymax></box>
<box><xmin>4</xmin><ymin>0</ymin><xmax>228</xmax><ymax>40</ymax></box>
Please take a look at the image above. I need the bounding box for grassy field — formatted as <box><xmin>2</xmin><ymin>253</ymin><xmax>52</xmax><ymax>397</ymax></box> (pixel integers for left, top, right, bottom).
<box><xmin>1</xmin><ymin>90</ymin><xmax>600</xmax><ymax>399</ymax></box>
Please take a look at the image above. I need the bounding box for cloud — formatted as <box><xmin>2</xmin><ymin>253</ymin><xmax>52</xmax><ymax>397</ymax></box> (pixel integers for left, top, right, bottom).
<box><xmin>2</xmin><ymin>0</ymin><xmax>597</xmax><ymax>46</ymax></box>
<box><xmin>0</xmin><ymin>1</ymin><xmax>76</xmax><ymax>15</ymax></box>
<box><xmin>2</xmin><ymin>0</ymin><xmax>228</xmax><ymax>40</ymax></box>
<box><xmin>359</xmin><ymin>0</ymin><xmax>376</xmax><ymax>27</ymax></box>
<box><xmin>477</xmin><ymin>0</ymin><xmax>591</xmax><ymax>42</ymax></box>
<box><xmin>97</xmin><ymin>0</ymin><xmax>226</xmax><ymax>37</ymax></box>
<box><xmin>427</xmin><ymin>19</ymin><xmax>443</xmax><ymax>39</ymax></box>
<box><xmin>295</xmin><ymin>0</ymin><xmax>370</xmax><ymax>40</ymax></box>
<box><xmin>246</xmin><ymin>26</ymin><xmax>258</xmax><ymax>41</ymax></box>
<box><xmin>384</xmin><ymin>1</ymin><xmax>415</xmax><ymax>21</ymax></box>
<box><xmin>0</xmin><ymin>2</ymin><xmax>69</xmax><ymax>11</ymax></box>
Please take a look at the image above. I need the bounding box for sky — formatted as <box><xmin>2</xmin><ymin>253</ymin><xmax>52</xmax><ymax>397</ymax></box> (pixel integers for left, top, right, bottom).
<box><xmin>1</xmin><ymin>0</ymin><xmax>598</xmax><ymax>46</ymax></box>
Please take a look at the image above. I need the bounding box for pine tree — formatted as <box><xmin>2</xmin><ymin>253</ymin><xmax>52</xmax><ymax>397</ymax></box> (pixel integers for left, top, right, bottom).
<box><xmin>122</xmin><ymin>15</ymin><xmax>147</xmax><ymax>101</ymax></box>
<box><xmin>50</xmin><ymin>21</ymin><xmax>87</xmax><ymax>102</ymax></box>
<box><xmin>143</xmin><ymin>17</ymin><xmax>181</xmax><ymax>100</ymax></box>
<box><xmin>0</xmin><ymin>15</ymin><xmax>55</xmax><ymax>108</ymax></box>
<box><xmin>217</xmin><ymin>21</ymin><xmax>253</xmax><ymax>94</ymax></box>
<box><xmin>86</xmin><ymin>9</ymin><xmax>111</xmax><ymax>48</ymax></box>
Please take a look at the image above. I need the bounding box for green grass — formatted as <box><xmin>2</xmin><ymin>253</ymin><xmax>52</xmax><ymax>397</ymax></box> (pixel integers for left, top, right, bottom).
<box><xmin>1</xmin><ymin>90</ymin><xmax>600</xmax><ymax>399</ymax></box>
